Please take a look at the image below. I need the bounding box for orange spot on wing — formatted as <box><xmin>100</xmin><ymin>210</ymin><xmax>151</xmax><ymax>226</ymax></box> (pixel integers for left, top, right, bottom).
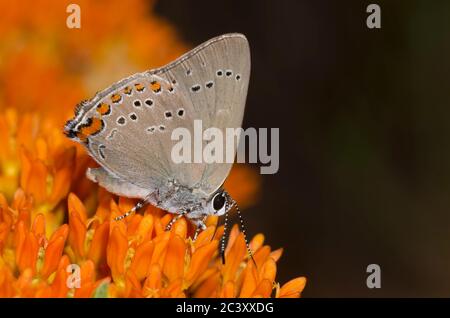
<box><xmin>134</xmin><ymin>83</ymin><xmax>145</xmax><ymax>92</ymax></box>
<box><xmin>150</xmin><ymin>81</ymin><xmax>161</xmax><ymax>93</ymax></box>
<box><xmin>96</xmin><ymin>103</ymin><xmax>110</xmax><ymax>116</ymax></box>
<box><xmin>123</xmin><ymin>86</ymin><xmax>132</xmax><ymax>95</ymax></box>
<box><xmin>111</xmin><ymin>94</ymin><xmax>122</xmax><ymax>103</ymax></box>
<box><xmin>77</xmin><ymin>117</ymin><xmax>104</xmax><ymax>141</ymax></box>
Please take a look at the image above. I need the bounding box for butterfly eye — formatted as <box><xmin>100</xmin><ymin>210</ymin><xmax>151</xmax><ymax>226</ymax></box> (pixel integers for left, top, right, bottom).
<box><xmin>212</xmin><ymin>192</ymin><xmax>226</xmax><ymax>215</ymax></box>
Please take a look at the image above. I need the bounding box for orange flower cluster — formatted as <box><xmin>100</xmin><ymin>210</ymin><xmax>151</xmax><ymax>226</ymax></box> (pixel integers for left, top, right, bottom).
<box><xmin>0</xmin><ymin>110</ymin><xmax>93</xmax><ymax>232</ymax></box>
<box><xmin>0</xmin><ymin>184</ymin><xmax>305</xmax><ymax>298</ymax></box>
<box><xmin>0</xmin><ymin>0</ymin><xmax>306</xmax><ymax>298</ymax></box>
<box><xmin>0</xmin><ymin>0</ymin><xmax>188</xmax><ymax>121</ymax></box>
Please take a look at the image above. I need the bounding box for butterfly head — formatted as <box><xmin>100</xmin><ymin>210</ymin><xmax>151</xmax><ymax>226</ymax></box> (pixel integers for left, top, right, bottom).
<box><xmin>205</xmin><ymin>189</ymin><xmax>255</xmax><ymax>265</ymax></box>
<box><xmin>204</xmin><ymin>189</ymin><xmax>230</xmax><ymax>216</ymax></box>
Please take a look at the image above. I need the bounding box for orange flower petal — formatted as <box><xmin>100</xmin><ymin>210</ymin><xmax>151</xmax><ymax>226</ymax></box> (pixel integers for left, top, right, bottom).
<box><xmin>270</xmin><ymin>248</ymin><xmax>283</xmax><ymax>262</ymax></box>
<box><xmin>19</xmin><ymin>149</ymin><xmax>48</xmax><ymax>203</ymax></box>
<box><xmin>57</xmin><ymin>254</ymin><xmax>71</xmax><ymax>271</ymax></box>
<box><xmin>213</xmin><ymin>225</ymin><xmax>225</xmax><ymax>241</ymax></box>
<box><xmin>68</xmin><ymin>211</ymin><xmax>86</xmax><ymax>259</ymax></box>
<box><xmin>224</xmin><ymin>224</ymin><xmax>240</xmax><ymax>255</ymax></box>
<box><xmin>259</xmin><ymin>258</ymin><xmax>277</xmax><ymax>283</ymax></box>
<box><xmin>80</xmin><ymin>260</ymin><xmax>96</xmax><ymax>285</ymax></box>
<box><xmin>68</xmin><ymin>193</ymin><xmax>87</xmax><ymax>223</ymax></box>
<box><xmin>35</xmin><ymin>286</ymin><xmax>53</xmax><ymax>298</ymax></box>
<box><xmin>41</xmin><ymin>235</ymin><xmax>65</xmax><ymax>278</ymax></box>
<box><xmin>205</xmin><ymin>215</ymin><xmax>218</xmax><ymax>228</ymax></box>
<box><xmin>222</xmin><ymin>233</ymin><xmax>246</xmax><ymax>284</ymax></box>
<box><xmin>194</xmin><ymin>271</ymin><xmax>220</xmax><ymax>298</ymax></box>
<box><xmin>74</xmin><ymin>260</ymin><xmax>96</xmax><ymax>298</ymax></box>
<box><xmin>95</xmin><ymin>189</ymin><xmax>113</xmax><ymax>222</ymax></box>
<box><xmin>127</xmin><ymin>214</ymin><xmax>143</xmax><ymax>237</ymax></box>
<box><xmin>193</xmin><ymin>226</ymin><xmax>215</xmax><ymax>250</ymax></box>
<box><xmin>129</xmin><ymin>240</ymin><xmax>154</xmax><ymax>281</ymax></box>
<box><xmin>135</xmin><ymin>214</ymin><xmax>153</xmax><ymax>244</ymax></box>
<box><xmin>109</xmin><ymin>200</ymin><xmax>127</xmax><ymax>235</ymax></box>
<box><xmin>87</xmin><ymin>221</ymin><xmax>109</xmax><ymax>265</ymax></box>
<box><xmin>31</xmin><ymin>213</ymin><xmax>46</xmax><ymax>238</ymax></box>
<box><xmin>0</xmin><ymin>223</ymin><xmax>9</xmax><ymax>253</ymax></box>
<box><xmin>50</xmin><ymin>267</ymin><xmax>69</xmax><ymax>298</ymax></box>
<box><xmin>161</xmin><ymin>278</ymin><xmax>184</xmax><ymax>298</ymax></box>
<box><xmin>14</xmin><ymin>220</ymin><xmax>26</xmax><ymax>255</ymax></box>
<box><xmin>49</xmin><ymin>224</ymin><xmax>69</xmax><ymax>243</ymax></box>
<box><xmin>185</xmin><ymin>240</ymin><xmax>218</xmax><ymax>288</ymax></box>
<box><xmin>0</xmin><ymin>194</ymin><xmax>12</xmax><ymax>227</ymax></box>
<box><xmin>49</xmin><ymin>147</ymin><xmax>75</xmax><ymax>205</ymax></box>
<box><xmin>107</xmin><ymin>226</ymin><xmax>128</xmax><ymax>281</ymax></box>
<box><xmin>143</xmin><ymin>263</ymin><xmax>162</xmax><ymax>297</ymax></box>
<box><xmin>252</xmin><ymin>279</ymin><xmax>273</xmax><ymax>298</ymax></box>
<box><xmin>189</xmin><ymin>267</ymin><xmax>217</xmax><ymax>292</ymax></box>
<box><xmin>153</xmin><ymin>215</ymin><xmax>165</xmax><ymax>237</ymax></box>
<box><xmin>249</xmin><ymin>233</ymin><xmax>264</xmax><ymax>253</ymax></box>
<box><xmin>11</xmin><ymin>188</ymin><xmax>29</xmax><ymax>209</ymax></box>
<box><xmin>150</xmin><ymin>231</ymin><xmax>170</xmax><ymax>267</ymax></box>
<box><xmin>125</xmin><ymin>271</ymin><xmax>142</xmax><ymax>297</ymax></box>
<box><xmin>160</xmin><ymin>214</ymin><xmax>172</xmax><ymax>230</ymax></box>
<box><xmin>220</xmin><ymin>281</ymin><xmax>235</xmax><ymax>298</ymax></box>
<box><xmin>15</xmin><ymin>268</ymin><xmax>34</xmax><ymax>297</ymax></box>
<box><xmin>35</xmin><ymin>138</ymin><xmax>47</xmax><ymax>161</ymax></box>
<box><xmin>16</xmin><ymin>231</ymin><xmax>39</xmax><ymax>274</ymax></box>
<box><xmin>171</xmin><ymin>217</ymin><xmax>187</xmax><ymax>239</ymax></box>
<box><xmin>277</xmin><ymin>277</ymin><xmax>307</xmax><ymax>298</ymax></box>
<box><xmin>163</xmin><ymin>235</ymin><xmax>185</xmax><ymax>282</ymax></box>
<box><xmin>253</xmin><ymin>245</ymin><xmax>271</xmax><ymax>268</ymax></box>
<box><xmin>19</xmin><ymin>148</ymin><xmax>32</xmax><ymax>192</ymax></box>
<box><xmin>74</xmin><ymin>282</ymin><xmax>96</xmax><ymax>298</ymax></box>
<box><xmin>238</xmin><ymin>261</ymin><xmax>258</xmax><ymax>298</ymax></box>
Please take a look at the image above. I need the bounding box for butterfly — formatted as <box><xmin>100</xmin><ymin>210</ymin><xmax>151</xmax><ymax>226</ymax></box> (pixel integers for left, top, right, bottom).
<box><xmin>64</xmin><ymin>33</ymin><xmax>251</xmax><ymax>262</ymax></box>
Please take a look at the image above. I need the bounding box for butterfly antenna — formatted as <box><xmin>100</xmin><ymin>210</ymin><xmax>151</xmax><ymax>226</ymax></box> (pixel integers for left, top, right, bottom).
<box><xmin>233</xmin><ymin>200</ymin><xmax>256</xmax><ymax>267</ymax></box>
<box><xmin>220</xmin><ymin>204</ymin><xmax>230</xmax><ymax>264</ymax></box>
<box><xmin>220</xmin><ymin>192</ymin><xmax>255</xmax><ymax>266</ymax></box>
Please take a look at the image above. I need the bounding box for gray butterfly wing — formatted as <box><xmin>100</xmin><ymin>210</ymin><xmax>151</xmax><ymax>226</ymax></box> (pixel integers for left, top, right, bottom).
<box><xmin>65</xmin><ymin>33</ymin><xmax>250</xmax><ymax>199</ymax></box>
<box><xmin>66</xmin><ymin>72</ymin><xmax>196</xmax><ymax>196</ymax></box>
<box><xmin>151</xmin><ymin>33</ymin><xmax>250</xmax><ymax>195</ymax></box>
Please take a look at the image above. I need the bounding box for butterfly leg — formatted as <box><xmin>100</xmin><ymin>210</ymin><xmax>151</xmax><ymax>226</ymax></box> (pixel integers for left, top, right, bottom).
<box><xmin>114</xmin><ymin>200</ymin><xmax>147</xmax><ymax>221</ymax></box>
<box><xmin>165</xmin><ymin>209</ymin><xmax>188</xmax><ymax>231</ymax></box>
<box><xmin>114</xmin><ymin>191</ymin><xmax>158</xmax><ymax>221</ymax></box>
<box><xmin>192</xmin><ymin>216</ymin><xmax>208</xmax><ymax>241</ymax></box>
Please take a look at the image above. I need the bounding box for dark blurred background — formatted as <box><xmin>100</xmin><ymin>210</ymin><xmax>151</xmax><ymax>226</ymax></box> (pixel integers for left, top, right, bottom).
<box><xmin>155</xmin><ymin>0</ymin><xmax>450</xmax><ymax>297</ymax></box>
